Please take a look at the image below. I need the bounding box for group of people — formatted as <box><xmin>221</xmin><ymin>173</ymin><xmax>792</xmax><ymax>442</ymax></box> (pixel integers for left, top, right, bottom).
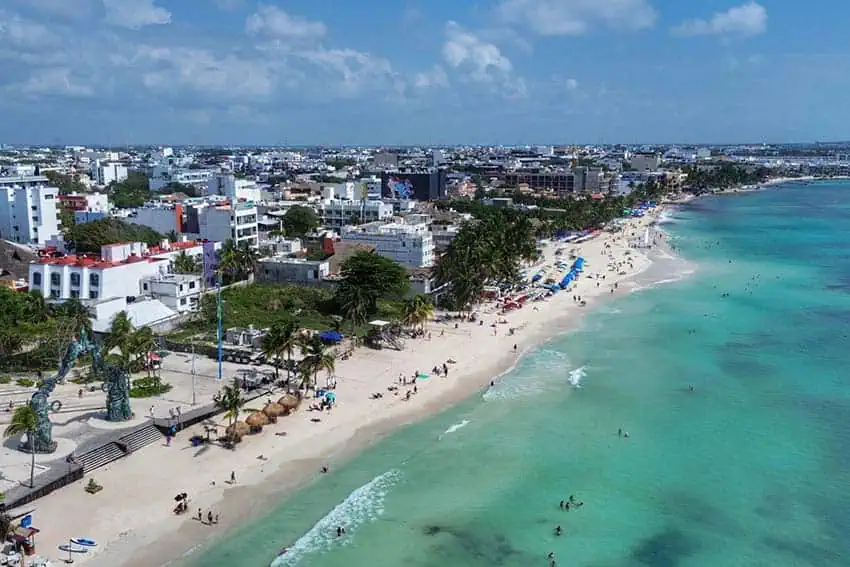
<box><xmin>546</xmin><ymin>496</ymin><xmax>585</xmax><ymax>565</ymax></box>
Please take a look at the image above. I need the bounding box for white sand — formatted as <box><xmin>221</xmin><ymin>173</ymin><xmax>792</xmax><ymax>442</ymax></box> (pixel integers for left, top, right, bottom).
<box><xmin>26</xmin><ymin>208</ymin><xmax>668</xmax><ymax>567</ymax></box>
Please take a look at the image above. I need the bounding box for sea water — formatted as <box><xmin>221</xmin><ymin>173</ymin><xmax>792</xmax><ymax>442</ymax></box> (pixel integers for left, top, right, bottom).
<box><xmin>186</xmin><ymin>181</ymin><xmax>850</xmax><ymax>567</ymax></box>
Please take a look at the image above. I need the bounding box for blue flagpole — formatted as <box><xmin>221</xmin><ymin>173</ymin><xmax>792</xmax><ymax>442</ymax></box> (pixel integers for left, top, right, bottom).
<box><xmin>216</xmin><ymin>277</ymin><xmax>223</xmax><ymax>380</ymax></box>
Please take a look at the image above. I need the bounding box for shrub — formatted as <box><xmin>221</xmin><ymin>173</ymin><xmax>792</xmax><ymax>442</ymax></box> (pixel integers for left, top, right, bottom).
<box><xmin>129</xmin><ymin>376</ymin><xmax>172</xmax><ymax>398</ymax></box>
<box><xmin>16</xmin><ymin>378</ymin><xmax>34</xmax><ymax>387</ymax></box>
<box><xmin>0</xmin><ymin>376</ymin><xmax>11</xmax><ymax>385</ymax></box>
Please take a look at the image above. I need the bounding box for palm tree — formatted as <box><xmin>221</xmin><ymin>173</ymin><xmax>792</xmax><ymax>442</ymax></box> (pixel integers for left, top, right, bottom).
<box><xmin>401</xmin><ymin>294</ymin><xmax>434</xmax><ymax>332</ymax></box>
<box><xmin>337</xmin><ymin>283</ymin><xmax>369</xmax><ymax>333</ymax></box>
<box><xmin>299</xmin><ymin>336</ymin><xmax>336</xmax><ymax>390</ymax></box>
<box><xmin>262</xmin><ymin>318</ymin><xmax>299</xmax><ymax>382</ymax></box>
<box><xmin>130</xmin><ymin>326</ymin><xmax>158</xmax><ymax>377</ymax></box>
<box><xmin>237</xmin><ymin>241</ymin><xmax>259</xmax><ymax>281</ymax></box>
<box><xmin>52</xmin><ymin>297</ymin><xmax>93</xmax><ymax>336</ymax></box>
<box><xmin>172</xmin><ymin>251</ymin><xmax>199</xmax><ymax>274</ymax></box>
<box><xmin>4</xmin><ymin>405</ymin><xmax>39</xmax><ymax>488</ymax></box>
<box><xmin>215</xmin><ymin>378</ymin><xmax>246</xmax><ymax>445</ymax></box>
<box><xmin>104</xmin><ymin>311</ymin><xmax>134</xmax><ymax>367</ymax></box>
<box><xmin>218</xmin><ymin>239</ymin><xmax>240</xmax><ymax>283</ymax></box>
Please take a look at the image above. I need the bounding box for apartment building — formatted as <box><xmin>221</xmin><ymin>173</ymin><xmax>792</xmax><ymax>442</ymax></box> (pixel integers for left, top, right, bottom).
<box><xmin>341</xmin><ymin>220</ymin><xmax>435</xmax><ymax>268</ymax></box>
<box><xmin>29</xmin><ymin>240</ymin><xmax>213</xmax><ymax>301</ymax></box>
<box><xmin>0</xmin><ymin>175</ymin><xmax>60</xmax><ymax>246</ymax></box>
<box><xmin>140</xmin><ymin>273</ymin><xmax>203</xmax><ymax>313</ymax></box>
<box><xmin>317</xmin><ymin>199</ymin><xmax>393</xmax><ymax>228</ymax></box>
<box><xmin>91</xmin><ymin>162</ymin><xmax>128</xmax><ymax>186</ymax></box>
<box><xmin>208</xmin><ymin>173</ymin><xmax>263</xmax><ymax>202</ymax></box>
<box><xmin>148</xmin><ymin>167</ymin><xmax>215</xmax><ymax>191</ymax></box>
<box><xmin>193</xmin><ymin>203</ymin><xmax>259</xmax><ymax>248</ymax></box>
<box><xmin>256</xmin><ymin>257</ymin><xmax>330</xmax><ymax>285</ymax></box>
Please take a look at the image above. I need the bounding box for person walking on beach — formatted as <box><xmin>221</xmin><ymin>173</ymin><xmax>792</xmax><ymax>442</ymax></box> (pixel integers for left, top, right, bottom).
<box><xmin>207</xmin><ymin>510</ymin><xmax>213</xmax><ymax>525</ymax></box>
<box><xmin>230</xmin><ymin>471</ymin><xmax>236</xmax><ymax>483</ymax></box>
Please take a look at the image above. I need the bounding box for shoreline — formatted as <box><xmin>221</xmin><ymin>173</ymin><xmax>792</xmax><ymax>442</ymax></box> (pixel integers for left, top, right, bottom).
<box><xmin>27</xmin><ymin>207</ymin><xmax>675</xmax><ymax>567</ymax></box>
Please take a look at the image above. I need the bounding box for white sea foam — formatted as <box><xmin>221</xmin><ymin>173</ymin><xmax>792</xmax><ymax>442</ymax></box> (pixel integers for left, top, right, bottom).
<box><xmin>630</xmin><ymin>269</ymin><xmax>695</xmax><ymax>293</ymax></box>
<box><xmin>270</xmin><ymin>469</ymin><xmax>401</xmax><ymax>567</ymax></box>
<box><xmin>657</xmin><ymin>210</ymin><xmax>676</xmax><ymax>225</ymax></box>
<box><xmin>567</xmin><ymin>366</ymin><xmax>586</xmax><ymax>388</ymax></box>
<box><xmin>483</xmin><ymin>349</ymin><xmax>583</xmax><ymax>401</ymax></box>
<box><xmin>439</xmin><ymin>419</ymin><xmax>470</xmax><ymax>439</ymax></box>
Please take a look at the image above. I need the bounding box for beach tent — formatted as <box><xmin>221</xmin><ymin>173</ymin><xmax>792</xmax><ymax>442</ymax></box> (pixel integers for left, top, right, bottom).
<box><xmin>319</xmin><ymin>330</ymin><xmax>343</xmax><ymax>343</ymax></box>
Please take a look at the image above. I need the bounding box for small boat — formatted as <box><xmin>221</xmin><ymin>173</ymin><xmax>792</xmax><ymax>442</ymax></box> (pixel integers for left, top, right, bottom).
<box><xmin>70</xmin><ymin>538</ymin><xmax>98</xmax><ymax>548</ymax></box>
<box><xmin>58</xmin><ymin>544</ymin><xmax>88</xmax><ymax>554</ymax></box>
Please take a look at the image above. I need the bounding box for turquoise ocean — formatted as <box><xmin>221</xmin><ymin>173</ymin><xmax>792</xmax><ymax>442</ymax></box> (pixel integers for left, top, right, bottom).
<box><xmin>185</xmin><ymin>181</ymin><xmax>850</xmax><ymax>567</ymax></box>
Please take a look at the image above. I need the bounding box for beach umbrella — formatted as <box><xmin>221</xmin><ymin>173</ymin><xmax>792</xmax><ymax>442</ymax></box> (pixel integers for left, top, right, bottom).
<box><xmin>224</xmin><ymin>421</ymin><xmax>249</xmax><ymax>441</ymax></box>
<box><xmin>246</xmin><ymin>411</ymin><xmax>269</xmax><ymax>430</ymax></box>
<box><xmin>263</xmin><ymin>402</ymin><xmax>285</xmax><ymax>418</ymax></box>
<box><xmin>278</xmin><ymin>394</ymin><xmax>301</xmax><ymax>413</ymax></box>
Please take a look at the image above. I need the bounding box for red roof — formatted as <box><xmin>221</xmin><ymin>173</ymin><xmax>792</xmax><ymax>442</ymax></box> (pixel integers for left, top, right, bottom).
<box><xmin>38</xmin><ymin>240</ymin><xmax>202</xmax><ymax>269</ymax></box>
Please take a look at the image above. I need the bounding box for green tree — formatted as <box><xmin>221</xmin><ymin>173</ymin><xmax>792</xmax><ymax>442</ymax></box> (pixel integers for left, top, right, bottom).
<box><xmin>108</xmin><ymin>171</ymin><xmax>152</xmax><ymax>208</ymax></box>
<box><xmin>4</xmin><ymin>405</ymin><xmax>39</xmax><ymax>487</ymax></box>
<box><xmin>334</xmin><ymin>251</ymin><xmax>409</xmax><ymax>316</ymax></box>
<box><xmin>52</xmin><ymin>298</ymin><xmax>93</xmax><ymax>336</ymax></box>
<box><xmin>281</xmin><ymin>205</ymin><xmax>319</xmax><ymax>237</ymax></box>
<box><xmin>298</xmin><ymin>335</ymin><xmax>335</xmax><ymax>389</ymax></box>
<box><xmin>67</xmin><ymin>218</ymin><xmax>164</xmax><ymax>254</ymax></box>
<box><xmin>401</xmin><ymin>294</ymin><xmax>435</xmax><ymax>332</ymax></box>
<box><xmin>215</xmin><ymin>378</ymin><xmax>246</xmax><ymax>445</ymax></box>
<box><xmin>336</xmin><ymin>283</ymin><xmax>370</xmax><ymax>333</ymax></box>
<box><xmin>104</xmin><ymin>311</ymin><xmax>134</xmax><ymax>367</ymax></box>
<box><xmin>172</xmin><ymin>251</ymin><xmax>199</xmax><ymax>274</ymax></box>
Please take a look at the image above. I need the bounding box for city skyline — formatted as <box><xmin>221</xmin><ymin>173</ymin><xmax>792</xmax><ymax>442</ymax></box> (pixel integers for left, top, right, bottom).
<box><xmin>2</xmin><ymin>0</ymin><xmax>849</xmax><ymax>145</ymax></box>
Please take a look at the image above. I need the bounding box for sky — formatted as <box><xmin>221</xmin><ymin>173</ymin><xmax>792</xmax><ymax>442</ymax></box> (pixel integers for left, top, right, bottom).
<box><xmin>1</xmin><ymin>0</ymin><xmax>849</xmax><ymax>146</ymax></box>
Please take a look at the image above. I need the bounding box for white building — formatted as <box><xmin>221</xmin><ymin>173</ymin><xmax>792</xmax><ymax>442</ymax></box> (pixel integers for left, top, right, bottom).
<box><xmin>140</xmin><ymin>273</ymin><xmax>203</xmax><ymax>313</ymax></box>
<box><xmin>341</xmin><ymin>220</ymin><xmax>435</xmax><ymax>268</ymax></box>
<box><xmin>318</xmin><ymin>199</ymin><xmax>393</xmax><ymax>228</ymax></box>
<box><xmin>0</xmin><ymin>176</ymin><xmax>60</xmax><ymax>246</ymax></box>
<box><xmin>29</xmin><ymin>240</ymin><xmax>215</xmax><ymax>301</ymax></box>
<box><xmin>91</xmin><ymin>162</ymin><xmax>128</xmax><ymax>186</ymax></box>
<box><xmin>127</xmin><ymin>204</ymin><xmax>183</xmax><ymax>235</ymax></box>
<box><xmin>208</xmin><ymin>173</ymin><xmax>262</xmax><ymax>202</ymax></box>
<box><xmin>193</xmin><ymin>203</ymin><xmax>259</xmax><ymax>248</ymax></box>
<box><xmin>148</xmin><ymin>167</ymin><xmax>215</xmax><ymax>191</ymax></box>
<box><xmin>629</xmin><ymin>153</ymin><xmax>661</xmax><ymax>172</ymax></box>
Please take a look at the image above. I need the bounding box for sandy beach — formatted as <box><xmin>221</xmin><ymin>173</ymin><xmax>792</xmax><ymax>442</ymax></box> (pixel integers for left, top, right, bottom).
<box><xmin>22</xmin><ymin>207</ymin><xmax>670</xmax><ymax>567</ymax></box>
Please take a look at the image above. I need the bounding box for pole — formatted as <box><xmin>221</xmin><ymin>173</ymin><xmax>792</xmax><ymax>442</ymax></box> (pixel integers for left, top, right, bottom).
<box><xmin>216</xmin><ymin>280</ymin><xmax>223</xmax><ymax>381</ymax></box>
<box><xmin>67</xmin><ymin>538</ymin><xmax>74</xmax><ymax>564</ymax></box>
<box><xmin>191</xmin><ymin>340</ymin><xmax>196</xmax><ymax>406</ymax></box>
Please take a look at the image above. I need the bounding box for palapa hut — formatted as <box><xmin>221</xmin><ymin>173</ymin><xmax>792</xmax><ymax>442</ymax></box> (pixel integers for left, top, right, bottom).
<box><xmin>278</xmin><ymin>394</ymin><xmax>301</xmax><ymax>415</ymax></box>
<box><xmin>246</xmin><ymin>411</ymin><xmax>269</xmax><ymax>433</ymax></box>
<box><xmin>262</xmin><ymin>402</ymin><xmax>285</xmax><ymax>423</ymax></box>
<box><xmin>224</xmin><ymin>421</ymin><xmax>250</xmax><ymax>442</ymax></box>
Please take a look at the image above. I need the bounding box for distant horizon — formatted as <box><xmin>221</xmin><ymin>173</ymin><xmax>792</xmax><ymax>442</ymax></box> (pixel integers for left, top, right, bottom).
<box><xmin>5</xmin><ymin>140</ymin><xmax>850</xmax><ymax>151</ymax></box>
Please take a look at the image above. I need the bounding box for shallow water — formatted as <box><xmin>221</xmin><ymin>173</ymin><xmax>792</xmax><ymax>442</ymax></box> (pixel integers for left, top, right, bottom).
<box><xmin>185</xmin><ymin>181</ymin><xmax>850</xmax><ymax>567</ymax></box>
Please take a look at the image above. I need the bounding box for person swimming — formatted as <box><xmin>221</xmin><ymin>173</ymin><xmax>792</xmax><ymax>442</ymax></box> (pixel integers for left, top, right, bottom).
<box><xmin>555</xmin><ymin>525</ymin><xmax>562</xmax><ymax>536</ymax></box>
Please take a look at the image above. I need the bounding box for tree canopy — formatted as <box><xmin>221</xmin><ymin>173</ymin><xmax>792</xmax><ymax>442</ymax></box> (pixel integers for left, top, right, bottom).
<box><xmin>281</xmin><ymin>205</ymin><xmax>319</xmax><ymax>237</ymax></box>
<box><xmin>334</xmin><ymin>251</ymin><xmax>410</xmax><ymax>319</ymax></box>
<box><xmin>67</xmin><ymin>217</ymin><xmax>164</xmax><ymax>254</ymax></box>
<box><xmin>108</xmin><ymin>171</ymin><xmax>152</xmax><ymax>208</ymax></box>
<box><xmin>44</xmin><ymin>170</ymin><xmax>87</xmax><ymax>194</ymax></box>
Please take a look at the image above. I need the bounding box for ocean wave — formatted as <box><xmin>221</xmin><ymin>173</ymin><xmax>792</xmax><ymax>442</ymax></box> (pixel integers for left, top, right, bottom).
<box><xmin>656</xmin><ymin>210</ymin><xmax>677</xmax><ymax>224</ymax></box>
<box><xmin>270</xmin><ymin>469</ymin><xmax>401</xmax><ymax>566</ymax></box>
<box><xmin>483</xmin><ymin>348</ymin><xmax>581</xmax><ymax>401</ymax></box>
<box><xmin>439</xmin><ymin>419</ymin><xmax>470</xmax><ymax>439</ymax></box>
<box><xmin>567</xmin><ymin>366</ymin><xmax>586</xmax><ymax>388</ymax></box>
<box><xmin>630</xmin><ymin>269</ymin><xmax>695</xmax><ymax>293</ymax></box>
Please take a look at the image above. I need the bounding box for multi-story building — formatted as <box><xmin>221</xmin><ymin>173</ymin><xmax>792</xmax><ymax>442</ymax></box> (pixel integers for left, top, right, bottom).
<box><xmin>59</xmin><ymin>192</ymin><xmax>109</xmax><ymax>213</ymax></box>
<box><xmin>207</xmin><ymin>173</ymin><xmax>263</xmax><ymax>202</ymax></box>
<box><xmin>127</xmin><ymin>203</ymin><xmax>184</xmax><ymax>235</ymax></box>
<box><xmin>91</xmin><ymin>162</ymin><xmax>128</xmax><ymax>186</ymax></box>
<box><xmin>341</xmin><ymin>220</ymin><xmax>435</xmax><ymax>268</ymax></box>
<box><xmin>187</xmin><ymin>203</ymin><xmax>259</xmax><ymax>248</ymax></box>
<box><xmin>629</xmin><ymin>153</ymin><xmax>661</xmax><ymax>172</ymax></box>
<box><xmin>256</xmin><ymin>257</ymin><xmax>330</xmax><ymax>285</ymax></box>
<box><xmin>0</xmin><ymin>176</ymin><xmax>60</xmax><ymax>246</ymax></box>
<box><xmin>317</xmin><ymin>199</ymin><xmax>393</xmax><ymax>228</ymax></box>
<box><xmin>504</xmin><ymin>167</ymin><xmax>611</xmax><ymax>196</ymax></box>
<box><xmin>148</xmin><ymin>167</ymin><xmax>215</xmax><ymax>191</ymax></box>
<box><xmin>380</xmin><ymin>170</ymin><xmax>446</xmax><ymax>201</ymax></box>
<box><xmin>430</xmin><ymin>224</ymin><xmax>461</xmax><ymax>252</ymax></box>
<box><xmin>140</xmin><ymin>273</ymin><xmax>203</xmax><ymax>313</ymax></box>
<box><xmin>29</xmin><ymin>240</ymin><xmax>215</xmax><ymax>301</ymax></box>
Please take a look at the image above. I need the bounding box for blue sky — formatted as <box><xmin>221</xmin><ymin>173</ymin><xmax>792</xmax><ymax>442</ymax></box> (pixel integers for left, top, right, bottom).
<box><xmin>0</xmin><ymin>0</ymin><xmax>848</xmax><ymax>146</ymax></box>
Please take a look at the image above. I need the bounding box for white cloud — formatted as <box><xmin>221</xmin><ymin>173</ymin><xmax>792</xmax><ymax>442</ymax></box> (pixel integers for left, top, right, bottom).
<box><xmin>496</xmin><ymin>0</ymin><xmax>657</xmax><ymax>36</ymax></box>
<box><xmin>139</xmin><ymin>47</ymin><xmax>275</xmax><ymax>100</ymax></box>
<box><xmin>246</xmin><ymin>5</ymin><xmax>326</xmax><ymax>41</ymax></box>
<box><xmin>673</xmin><ymin>2</ymin><xmax>767</xmax><ymax>38</ymax></box>
<box><xmin>413</xmin><ymin>65</ymin><xmax>449</xmax><ymax>89</ymax></box>
<box><xmin>565</xmin><ymin>78</ymin><xmax>579</xmax><ymax>90</ymax></box>
<box><xmin>8</xmin><ymin>0</ymin><xmax>94</xmax><ymax>19</ymax></box>
<box><xmin>442</xmin><ymin>21</ymin><xmax>512</xmax><ymax>81</ymax></box>
<box><xmin>102</xmin><ymin>0</ymin><xmax>171</xmax><ymax>29</ymax></box>
<box><xmin>298</xmin><ymin>48</ymin><xmax>398</xmax><ymax>97</ymax></box>
<box><xmin>16</xmin><ymin>68</ymin><xmax>95</xmax><ymax>98</ymax></box>
<box><xmin>0</xmin><ymin>11</ymin><xmax>58</xmax><ymax>49</ymax></box>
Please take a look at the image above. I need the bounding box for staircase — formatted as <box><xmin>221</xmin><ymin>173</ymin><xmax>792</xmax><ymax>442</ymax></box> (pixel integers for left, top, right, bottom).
<box><xmin>119</xmin><ymin>425</ymin><xmax>163</xmax><ymax>453</ymax></box>
<box><xmin>75</xmin><ymin>442</ymin><xmax>127</xmax><ymax>473</ymax></box>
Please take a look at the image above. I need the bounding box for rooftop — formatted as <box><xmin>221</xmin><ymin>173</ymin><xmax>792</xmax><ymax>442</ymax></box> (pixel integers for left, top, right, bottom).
<box><xmin>37</xmin><ymin>240</ymin><xmax>204</xmax><ymax>268</ymax></box>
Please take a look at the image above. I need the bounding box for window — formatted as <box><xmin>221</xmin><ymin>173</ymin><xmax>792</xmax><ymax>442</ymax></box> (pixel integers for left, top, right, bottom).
<box><xmin>179</xmin><ymin>284</ymin><xmax>184</xmax><ymax>292</ymax></box>
<box><xmin>32</xmin><ymin>273</ymin><xmax>41</xmax><ymax>286</ymax></box>
<box><xmin>189</xmin><ymin>281</ymin><xmax>196</xmax><ymax>289</ymax></box>
<box><xmin>90</xmin><ymin>274</ymin><xmax>99</xmax><ymax>287</ymax></box>
<box><xmin>70</xmin><ymin>290</ymin><xmax>80</xmax><ymax>298</ymax></box>
<box><xmin>50</xmin><ymin>273</ymin><xmax>60</xmax><ymax>286</ymax></box>
<box><xmin>70</xmin><ymin>273</ymin><xmax>80</xmax><ymax>286</ymax></box>
<box><xmin>143</xmin><ymin>283</ymin><xmax>148</xmax><ymax>291</ymax></box>
<box><xmin>89</xmin><ymin>290</ymin><xmax>98</xmax><ymax>299</ymax></box>
<box><xmin>180</xmin><ymin>298</ymin><xmax>187</xmax><ymax>305</ymax></box>
<box><xmin>50</xmin><ymin>289</ymin><xmax>59</xmax><ymax>298</ymax></box>
<box><xmin>44</xmin><ymin>194</ymin><xmax>54</xmax><ymax>200</ymax></box>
